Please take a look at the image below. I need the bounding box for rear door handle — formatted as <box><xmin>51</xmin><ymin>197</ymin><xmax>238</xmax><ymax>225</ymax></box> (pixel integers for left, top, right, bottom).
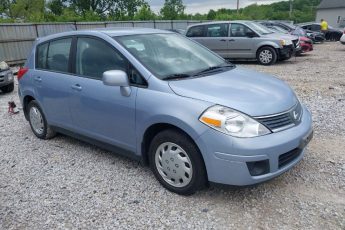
<box><xmin>71</xmin><ymin>84</ymin><xmax>82</xmax><ymax>91</ymax></box>
<box><xmin>228</xmin><ymin>39</ymin><xmax>235</xmax><ymax>42</ymax></box>
<box><xmin>34</xmin><ymin>76</ymin><xmax>42</xmax><ymax>83</ymax></box>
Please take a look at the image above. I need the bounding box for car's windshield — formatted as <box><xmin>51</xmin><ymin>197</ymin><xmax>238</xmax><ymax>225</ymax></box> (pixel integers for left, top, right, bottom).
<box><xmin>245</xmin><ymin>22</ymin><xmax>273</xmax><ymax>35</ymax></box>
<box><xmin>116</xmin><ymin>33</ymin><xmax>230</xmax><ymax>80</ymax></box>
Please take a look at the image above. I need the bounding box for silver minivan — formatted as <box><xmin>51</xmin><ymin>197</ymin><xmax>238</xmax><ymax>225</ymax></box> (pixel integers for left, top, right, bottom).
<box><xmin>186</xmin><ymin>21</ymin><xmax>300</xmax><ymax>65</ymax></box>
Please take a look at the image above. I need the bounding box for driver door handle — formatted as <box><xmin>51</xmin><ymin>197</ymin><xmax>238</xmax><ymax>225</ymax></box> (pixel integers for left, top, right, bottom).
<box><xmin>71</xmin><ymin>84</ymin><xmax>82</xmax><ymax>91</ymax></box>
<box><xmin>34</xmin><ymin>76</ymin><xmax>42</xmax><ymax>83</ymax></box>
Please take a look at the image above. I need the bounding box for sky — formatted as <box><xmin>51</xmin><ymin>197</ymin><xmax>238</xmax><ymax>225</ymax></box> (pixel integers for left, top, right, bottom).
<box><xmin>148</xmin><ymin>0</ymin><xmax>289</xmax><ymax>14</ymax></box>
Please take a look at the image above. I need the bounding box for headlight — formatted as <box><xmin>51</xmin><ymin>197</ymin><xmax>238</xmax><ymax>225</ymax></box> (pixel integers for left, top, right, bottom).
<box><xmin>280</xmin><ymin>39</ymin><xmax>292</xmax><ymax>46</ymax></box>
<box><xmin>7</xmin><ymin>72</ymin><xmax>14</xmax><ymax>81</ymax></box>
<box><xmin>199</xmin><ymin>105</ymin><xmax>271</xmax><ymax>138</ymax></box>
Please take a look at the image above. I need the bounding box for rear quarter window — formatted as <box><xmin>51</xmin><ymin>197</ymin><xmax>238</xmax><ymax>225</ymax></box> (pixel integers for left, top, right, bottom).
<box><xmin>46</xmin><ymin>38</ymin><xmax>72</xmax><ymax>73</ymax></box>
<box><xmin>36</xmin><ymin>43</ymin><xmax>48</xmax><ymax>69</ymax></box>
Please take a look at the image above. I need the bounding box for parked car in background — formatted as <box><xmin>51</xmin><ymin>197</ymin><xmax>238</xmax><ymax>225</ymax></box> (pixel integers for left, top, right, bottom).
<box><xmin>258</xmin><ymin>22</ymin><xmax>313</xmax><ymax>54</ymax></box>
<box><xmin>186</xmin><ymin>21</ymin><xmax>299</xmax><ymax>65</ymax></box>
<box><xmin>340</xmin><ymin>30</ymin><xmax>345</xmax><ymax>45</ymax></box>
<box><xmin>298</xmin><ymin>22</ymin><xmax>343</xmax><ymax>41</ymax></box>
<box><xmin>0</xmin><ymin>61</ymin><xmax>14</xmax><ymax>93</ymax></box>
<box><xmin>304</xmin><ymin>29</ymin><xmax>326</xmax><ymax>43</ymax></box>
<box><xmin>18</xmin><ymin>28</ymin><xmax>313</xmax><ymax>195</ymax></box>
<box><xmin>298</xmin><ymin>37</ymin><xmax>313</xmax><ymax>53</ymax></box>
<box><xmin>258</xmin><ymin>21</ymin><xmax>325</xmax><ymax>43</ymax></box>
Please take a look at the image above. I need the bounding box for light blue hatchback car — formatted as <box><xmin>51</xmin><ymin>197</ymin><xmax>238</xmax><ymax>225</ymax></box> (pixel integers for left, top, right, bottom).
<box><xmin>18</xmin><ymin>28</ymin><xmax>313</xmax><ymax>195</ymax></box>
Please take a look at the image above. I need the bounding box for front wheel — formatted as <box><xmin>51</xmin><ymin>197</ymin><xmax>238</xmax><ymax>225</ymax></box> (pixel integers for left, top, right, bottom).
<box><xmin>257</xmin><ymin>46</ymin><xmax>277</xmax><ymax>65</ymax></box>
<box><xmin>27</xmin><ymin>100</ymin><xmax>56</xmax><ymax>139</ymax></box>
<box><xmin>149</xmin><ymin>129</ymin><xmax>207</xmax><ymax>195</ymax></box>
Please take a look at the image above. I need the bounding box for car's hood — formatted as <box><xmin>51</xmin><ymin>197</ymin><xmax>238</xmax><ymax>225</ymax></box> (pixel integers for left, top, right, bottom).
<box><xmin>262</xmin><ymin>32</ymin><xmax>298</xmax><ymax>41</ymax></box>
<box><xmin>168</xmin><ymin>67</ymin><xmax>298</xmax><ymax>117</ymax></box>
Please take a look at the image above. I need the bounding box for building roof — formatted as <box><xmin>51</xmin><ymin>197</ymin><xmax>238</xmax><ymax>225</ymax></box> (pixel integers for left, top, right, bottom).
<box><xmin>317</xmin><ymin>0</ymin><xmax>345</xmax><ymax>9</ymax></box>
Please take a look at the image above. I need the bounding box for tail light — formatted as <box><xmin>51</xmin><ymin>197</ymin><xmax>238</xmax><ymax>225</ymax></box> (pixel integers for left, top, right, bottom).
<box><xmin>17</xmin><ymin>67</ymin><xmax>29</xmax><ymax>81</ymax></box>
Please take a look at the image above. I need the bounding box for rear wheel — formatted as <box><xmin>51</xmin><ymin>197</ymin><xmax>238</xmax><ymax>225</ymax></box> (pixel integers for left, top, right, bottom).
<box><xmin>1</xmin><ymin>82</ymin><xmax>14</xmax><ymax>93</ymax></box>
<box><xmin>149</xmin><ymin>129</ymin><xmax>207</xmax><ymax>195</ymax></box>
<box><xmin>28</xmin><ymin>100</ymin><xmax>56</xmax><ymax>139</ymax></box>
<box><xmin>257</xmin><ymin>46</ymin><xmax>277</xmax><ymax>65</ymax></box>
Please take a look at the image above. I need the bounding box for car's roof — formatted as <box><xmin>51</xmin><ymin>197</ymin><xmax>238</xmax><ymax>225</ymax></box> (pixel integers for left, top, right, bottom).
<box><xmin>187</xmin><ymin>20</ymin><xmax>252</xmax><ymax>28</ymax></box>
<box><xmin>296</xmin><ymin>22</ymin><xmax>317</xmax><ymax>26</ymax></box>
<box><xmin>36</xmin><ymin>27</ymin><xmax>172</xmax><ymax>43</ymax></box>
<box><xmin>95</xmin><ymin>27</ymin><xmax>172</xmax><ymax>36</ymax></box>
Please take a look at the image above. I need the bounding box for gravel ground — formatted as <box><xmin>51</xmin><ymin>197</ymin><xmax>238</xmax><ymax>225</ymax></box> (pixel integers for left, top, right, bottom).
<box><xmin>1</xmin><ymin>42</ymin><xmax>345</xmax><ymax>229</ymax></box>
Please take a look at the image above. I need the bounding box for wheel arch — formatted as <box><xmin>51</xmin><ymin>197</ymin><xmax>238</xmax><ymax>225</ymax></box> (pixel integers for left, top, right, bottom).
<box><xmin>140</xmin><ymin>123</ymin><xmax>206</xmax><ymax>172</ymax></box>
<box><xmin>23</xmin><ymin>95</ymin><xmax>36</xmax><ymax>120</ymax></box>
<box><xmin>256</xmin><ymin>44</ymin><xmax>279</xmax><ymax>56</ymax></box>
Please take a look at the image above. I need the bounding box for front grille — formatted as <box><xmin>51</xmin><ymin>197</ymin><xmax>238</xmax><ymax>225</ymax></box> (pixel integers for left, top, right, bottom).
<box><xmin>0</xmin><ymin>75</ymin><xmax>4</xmax><ymax>82</ymax></box>
<box><xmin>257</xmin><ymin>112</ymin><xmax>293</xmax><ymax>130</ymax></box>
<box><xmin>292</xmin><ymin>39</ymin><xmax>299</xmax><ymax>48</ymax></box>
<box><xmin>255</xmin><ymin>102</ymin><xmax>302</xmax><ymax>132</ymax></box>
<box><xmin>279</xmin><ymin>148</ymin><xmax>302</xmax><ymax>168</ymax></box>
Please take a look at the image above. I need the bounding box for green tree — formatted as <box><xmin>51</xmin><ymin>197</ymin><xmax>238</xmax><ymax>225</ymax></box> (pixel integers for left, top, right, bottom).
<box><xmin>134</xmin><ymin>3</ymin><xmax>156</xmax><ymax>20</ymax></box>
<box><xmin>160</xmin><ymin>0</ymin><xmax>185</xmax><ymax>20</ymax></box>
<box><xmin>207</xmin><ymin>9</ymin><xmax>216</xmax><ymax>20</ymax></box>
<box><xmin>47</xmin><ymin>0</ymin><xmax>66</xmax><ymax>16</ymax></box>
<box><xmin>10</xmin><ymin>0</ymin><xmax>45</xmax><ymax>21</ymax></box>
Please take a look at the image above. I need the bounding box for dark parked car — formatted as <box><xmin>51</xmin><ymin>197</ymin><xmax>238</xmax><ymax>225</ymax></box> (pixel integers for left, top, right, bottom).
<box><xmin>0</xmin><ymin>61</ymin><xmax>14</xmax><ymax>93</ymax></box>
<box><xmin>298</xmin><ymin>22</ymin><xmax>343</xmax><ymax>41</ymax></box>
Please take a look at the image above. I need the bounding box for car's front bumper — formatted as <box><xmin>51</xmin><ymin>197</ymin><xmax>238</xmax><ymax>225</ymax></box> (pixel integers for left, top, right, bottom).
<box><xmin>300</xmin><ymin>43</ymin><xmax>313</xmax><ymax>52</ymax></box>
<box><xmin>0</xmin><ymin>69</ymin><xmax>14</xmax><ymax>87</ymax></box>
<box><xmin>195</xmin><ymin>104</ymin><xmax>313</xmax><ymax>186</ymax></box>
<box><xmin>279</xmin><ymin>45</ymin><xmax>294</xmax><ymax>58</ymax></box>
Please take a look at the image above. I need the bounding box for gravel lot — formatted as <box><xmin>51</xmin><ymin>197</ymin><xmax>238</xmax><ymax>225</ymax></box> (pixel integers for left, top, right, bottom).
<box><xmin>1</xmin><ymin>42</ymin><xmax>345</xmax><ymax>229</ymax></box>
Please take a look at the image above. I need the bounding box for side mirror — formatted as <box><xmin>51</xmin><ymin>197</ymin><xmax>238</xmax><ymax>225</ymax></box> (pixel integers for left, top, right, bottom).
<box><xmin>246</xmin><ymin>31</ymin><xmax>257</xmax><ymax>38</ymax></box>
<box><xmin>102</xmin><ymin>70</ymin><xmax>131</xmax><ymax>96</ymax></box>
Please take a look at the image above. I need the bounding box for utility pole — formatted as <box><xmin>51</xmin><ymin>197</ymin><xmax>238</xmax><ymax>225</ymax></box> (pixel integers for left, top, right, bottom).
<box><xmin>237</xmin><ymin>0</ymin><xmax>240</xmax><ymax>14</ymax></box>
<box><xmin>289</xmin><ymin>0</ymin><xmax>293</xmax><ymax>18</ymax></box>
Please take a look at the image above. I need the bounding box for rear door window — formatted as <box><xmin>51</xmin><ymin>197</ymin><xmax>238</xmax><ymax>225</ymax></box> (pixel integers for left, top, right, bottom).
<box><xmin>46</xmin><ymin>38</ymin><xmax>72</xmax><ymax>73</ymax></box>
<box><xmin>206</xmin><ymin>24</ymin><xmax>229</xmax><ymax>37</ymax></box>
<box><xmin>186</xmin><ymin>25</ymin><xmax>205</xmax><ymax>37</ymax></box>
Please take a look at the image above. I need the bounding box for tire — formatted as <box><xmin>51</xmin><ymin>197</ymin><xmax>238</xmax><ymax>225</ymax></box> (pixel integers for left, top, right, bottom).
<box><xmin>148</xmin><ymin>129</ymin><xmax>207</xmax><ymax>195</ymax></box>
<box><xmin>1</xmin><ymin>82</ymin><xmax>14</xmax><ymax>93</ymax></box>
<box><xmin>256</xmin><ymin>46</ymin><xmax>277</xmax><ymax>65</ymax></box>
<box><xmin>27</xmin><ymin>100</ymin><xmax>56</xmax><ymax>139</ymax></box>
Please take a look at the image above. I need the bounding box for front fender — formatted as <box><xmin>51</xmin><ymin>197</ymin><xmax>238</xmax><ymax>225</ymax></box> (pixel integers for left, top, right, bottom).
<box><xmin>256</xmin><ymin>41</ymin><xmax>281</xmax><ymax>51</ymax></box>
<box><xmin>135</xmin><ymin>87</ymin><xmax>213</xmax><ymax>157</ymax></box>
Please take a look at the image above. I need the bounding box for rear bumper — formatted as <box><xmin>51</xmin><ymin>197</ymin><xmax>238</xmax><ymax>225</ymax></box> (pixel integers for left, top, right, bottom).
<box><xmin>195</xmin><ymin>105</ymin><xmax>313</xmax><ymax>186</ymax></box>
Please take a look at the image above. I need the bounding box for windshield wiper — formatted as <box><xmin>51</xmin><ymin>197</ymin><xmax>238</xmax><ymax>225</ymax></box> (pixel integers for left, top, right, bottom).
<box><xmin>163</xmin><ymin>73</ymin><xmax>191</xmax><ymax>81</ymax></box>
<box><xmin>192</xmin><ymin>64</ymin><xmax>235</xmax><ymax>77</ymax></box>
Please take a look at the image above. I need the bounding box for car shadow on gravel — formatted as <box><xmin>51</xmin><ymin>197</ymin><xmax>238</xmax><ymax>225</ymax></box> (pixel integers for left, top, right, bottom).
<box><xmin>51</xmin><ymin>133</ymin><xmax>293</xmax><ymax>199</ymax></box>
